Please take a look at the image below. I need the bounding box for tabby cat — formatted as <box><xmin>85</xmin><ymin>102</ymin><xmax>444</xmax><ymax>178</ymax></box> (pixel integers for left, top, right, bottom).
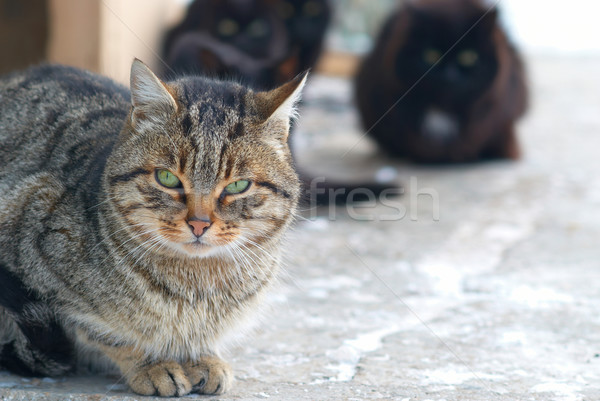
<box><xmin>0</xmin><ymin>59</ymin><xmax>305</xmax><ymax>396</ymax></box>
<box><xmin>355</xmin><ymin>0</ymin><xmax>528</xmax><ymax>163</ymax></box>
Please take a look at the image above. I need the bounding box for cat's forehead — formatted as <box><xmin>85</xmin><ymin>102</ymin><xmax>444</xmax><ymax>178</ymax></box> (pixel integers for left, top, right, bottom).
<box><xmin>163</xmin><ymin>77</ymin><xmax>261</xmax><ymax>185</ymax></box>
<box><xmin>175</xmin><ymin>77</ymin><xmax>249</xmax><ymax>128</ymax></box>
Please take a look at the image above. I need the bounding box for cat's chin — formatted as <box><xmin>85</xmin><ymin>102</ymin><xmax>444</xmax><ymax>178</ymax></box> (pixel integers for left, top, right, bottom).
<box><xmin>166</xmin><ymin>241</ymin><xmax>221</xmax><ymax>259</ymax></box>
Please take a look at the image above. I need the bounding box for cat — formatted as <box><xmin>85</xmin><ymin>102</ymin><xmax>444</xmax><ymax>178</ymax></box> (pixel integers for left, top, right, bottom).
<box><xmin>355</xmin><ymin>0</ymin><xmax>528</xmax><ymax>163</ymax></box>
<box><xmin>162</xmin><ymin>0</ymin><xmax>331</xmax><ymax>89</ymax></box>
<box><xmin>0</xmin><ymin>59</ymin><xmax>305</xmax><ymax>396</ymax></box>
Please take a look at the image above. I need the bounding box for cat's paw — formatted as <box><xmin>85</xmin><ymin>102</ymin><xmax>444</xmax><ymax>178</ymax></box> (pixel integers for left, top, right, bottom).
<box><xmin>128</xmin><ymin>361</ymin><xmax>192</xmax><ymax>397</ymax></box>
<box><xmin>184</xmin><ymin>356</ymin><xmax>233</xmax><ymax>395</ymax></box>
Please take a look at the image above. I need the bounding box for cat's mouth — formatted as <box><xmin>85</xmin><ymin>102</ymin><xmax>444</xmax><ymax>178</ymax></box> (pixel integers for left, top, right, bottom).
<box><xmin>177</xmin><ymin>238</ymin><xmax>224</xmax><ymax>258</ymax></box>
<box><xmin>184</xmin><ymin>239</ymin><xmax>211</xmax><ymax>250</ymax></box>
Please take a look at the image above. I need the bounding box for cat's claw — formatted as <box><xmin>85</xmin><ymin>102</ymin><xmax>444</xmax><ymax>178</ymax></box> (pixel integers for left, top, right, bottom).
<box><xmin>128</xmin><ymin>361</ymin><xmax>192</xmax><ymax>397</ymax></box>
<box><xmin>184</xmin><ymin>356</ymin><xmax>233</xmax><ymax>395</ymax></box>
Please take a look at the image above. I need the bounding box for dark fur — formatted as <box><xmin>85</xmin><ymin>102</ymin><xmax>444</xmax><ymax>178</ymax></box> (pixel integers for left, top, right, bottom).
<box><xmin>355</xmin><ymin>0</ymin><xmax>528</xmax><ymax>163</ymax></box>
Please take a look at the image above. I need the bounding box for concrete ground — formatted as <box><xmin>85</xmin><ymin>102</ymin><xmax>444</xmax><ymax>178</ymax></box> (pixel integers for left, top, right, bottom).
<box><xmin>2</xmin><ymin>54</ymin><xmax>600</xmax><ymax>400</ymax></box>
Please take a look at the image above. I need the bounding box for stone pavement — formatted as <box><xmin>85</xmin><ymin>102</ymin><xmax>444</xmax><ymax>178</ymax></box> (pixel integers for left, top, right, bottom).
<box><xmin>2</xmin><ymin>55</ymin><xmax>600</xmax><ymax>400</ymax></box>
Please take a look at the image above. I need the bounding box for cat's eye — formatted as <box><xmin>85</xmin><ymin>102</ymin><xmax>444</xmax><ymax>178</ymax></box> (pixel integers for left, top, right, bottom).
<box><xmin>156</xmin><ymin>169</ymin><xmax>182</xmax><ymax>189</ymax></box>
<box><xmin>423</xmin><ymin>48</ymin><xmax>442</xmax><ymax>65</ymax></box>
<box><xmin>457</xmin><ymin>50</ymin><xmax>479</xmax><ymax>67</ymax></box>
<box><xmin>224</xmin><ymin>180</ymin><xmax>250</xmax><ymax>195</ymax></box>
<box><xmin>247</xmin><ymin>19</ymin><xmax>269</xmax><ymax>38</ymax></box>
<box><xmin>217</xmin><ymin>18</ymin><xmax>239</xmax><ymax>37</ymax></box>
<box><xmin>303</xmin><ymin>1</ymin><xmax>323</xmax><ymax>17</ymax></box>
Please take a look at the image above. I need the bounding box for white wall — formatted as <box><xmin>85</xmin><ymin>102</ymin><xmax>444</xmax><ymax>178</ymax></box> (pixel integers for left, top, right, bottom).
<box><xmin>500</xmin><ymin>0</ymin><xmax>600</xmax><ymax>55</ymax></box>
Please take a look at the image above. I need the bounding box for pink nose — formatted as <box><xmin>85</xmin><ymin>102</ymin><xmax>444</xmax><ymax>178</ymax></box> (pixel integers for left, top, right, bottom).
<box><xmin>187</xmin><ymin>218</ymin><xmax>211</xmax><ymax>237</ymax></box>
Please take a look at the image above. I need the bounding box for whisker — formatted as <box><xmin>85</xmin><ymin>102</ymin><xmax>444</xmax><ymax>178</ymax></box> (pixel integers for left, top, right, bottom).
<box><xmin>232</xmin><ymin>241</ymin><xmax>270</xmax><ymax>280</ymax></box>
<box><xmin>96</xmin><ymin>227</ymin><xmax>158</xmax><ymax>267</ymax></box>
<box><xmin>228</xmin><ymin>242</ymin><xmax>256</xmax><ymax>278</ymax></box>
<box><xmin>130</xmin><ymin>237</ymin><xmax>164</xmax><ymax>267</ymax></box>
<box><xmin>240</xmin><ymin>236</ymin><xmax>279</xmax><ymax>265</ymax></box>
<box><xmin>87</xmin><ymin>222</ymin><xmax>153</xmax><ymax>256</ymax></box>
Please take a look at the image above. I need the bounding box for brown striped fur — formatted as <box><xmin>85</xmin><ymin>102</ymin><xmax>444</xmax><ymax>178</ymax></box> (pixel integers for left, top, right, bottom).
<box><xmin>0</xmin><ymin>59</ymin><xmax>305</xmax><ymax>396</ymax></box>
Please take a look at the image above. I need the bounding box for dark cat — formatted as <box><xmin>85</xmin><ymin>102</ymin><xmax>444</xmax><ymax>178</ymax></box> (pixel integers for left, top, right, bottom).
<box><xmin>355</xmin><ymin>0</ymin><xmax>528</xmax><ymax>163</ymax></box>
<box><xmin>162</xmin><ymin>0</ymin><xmax>331</xmax><ymax>89</ymax></box>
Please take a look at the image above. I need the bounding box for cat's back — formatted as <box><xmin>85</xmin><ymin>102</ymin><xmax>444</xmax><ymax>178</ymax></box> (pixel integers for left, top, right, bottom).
<box><xmin>0</xmin><ymin>64</ymin><xmax>129</xmax><ymax>173</ymax></box>
<box><xmin>0</xmin><ymin>64</ymin><xmax>130</xmax><ymax>113</ymax></box>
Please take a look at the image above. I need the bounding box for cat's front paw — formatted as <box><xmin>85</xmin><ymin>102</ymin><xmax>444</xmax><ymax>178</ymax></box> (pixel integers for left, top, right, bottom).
<box><xmin>184</xmin><ymin>356</ymin><xmax>233</xmax><ymax>395</ymax></box>
<box><xmin>128</xmin><ymin>360</ymin><xmax>192</xmax><ymax>397</ymax></box>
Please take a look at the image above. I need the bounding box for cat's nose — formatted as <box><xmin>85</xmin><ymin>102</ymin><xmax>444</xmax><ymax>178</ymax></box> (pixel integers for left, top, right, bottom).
<box><xmin>187</xmin><ymin>217</ymin><xmax>212</xmax><ymax>237</ymax></box>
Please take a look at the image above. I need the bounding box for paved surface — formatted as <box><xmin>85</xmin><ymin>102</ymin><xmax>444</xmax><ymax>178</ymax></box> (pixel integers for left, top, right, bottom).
<box><xmin>2</xmin><ymin>55</ymin><xmax>600</xmax><ymax>400</ymax></box>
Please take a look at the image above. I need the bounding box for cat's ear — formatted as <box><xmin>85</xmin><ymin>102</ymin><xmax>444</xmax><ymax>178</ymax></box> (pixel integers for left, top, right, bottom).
<box><xmin>129</xmin><ymin>58</ymin><xmax>177</xmax><ymax>129</ymax></box>
<box><xmin>253</xmin><ymin>71</ymin><xmax>308</xmax><ymax>132</ymax></box>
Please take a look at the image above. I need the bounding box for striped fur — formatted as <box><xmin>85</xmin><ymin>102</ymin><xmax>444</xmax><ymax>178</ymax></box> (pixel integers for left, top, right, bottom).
<box><xmin>0</xmin><ymin>60</ymin><xmax>304</xmax><ymax>396</ymax></box>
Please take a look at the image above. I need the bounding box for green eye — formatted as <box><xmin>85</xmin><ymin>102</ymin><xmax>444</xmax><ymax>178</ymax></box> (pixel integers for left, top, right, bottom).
<box><xmin>423</xmin><ymin>48</ymin><xmax>442</xmax><ymax>65</ymax></box>
<box><xmin>156</xmin><ymin>169</ymin><xmax>181</xmax><ymax>188</ymax></box>
<box><xmin>457</xmin><ymin>50</ymin><xmax>479</xmax><ymax>67</ymax></box>
<box><xmin>224</xmin><ymin>180</ymin><xmax>250</xmax><ymax>195</ymax></box>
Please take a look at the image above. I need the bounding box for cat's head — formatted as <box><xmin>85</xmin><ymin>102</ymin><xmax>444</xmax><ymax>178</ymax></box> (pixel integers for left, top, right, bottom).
<box><xmin>105</xmin><ymin>59</ymin><xmax>305</xmax><ymax>259</ymax></box>
<box><xmin>394</xmin><ymin>0</ymin><xmax>500</xmax><ymax>107</ymax></box>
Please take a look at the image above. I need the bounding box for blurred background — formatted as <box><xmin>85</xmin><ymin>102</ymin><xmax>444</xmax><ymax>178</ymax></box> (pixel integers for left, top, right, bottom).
<box><xmin>3</xmin><ymin>0</ymin><xmax>600</xmax><ymax>83</ymax></box>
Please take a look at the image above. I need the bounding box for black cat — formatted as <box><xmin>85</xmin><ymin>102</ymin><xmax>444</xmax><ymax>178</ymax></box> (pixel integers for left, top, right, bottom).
<box><xmin>355</xmin><ymin>0</ymin><xmax>528</xmax><ymax>163</ymax></box>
